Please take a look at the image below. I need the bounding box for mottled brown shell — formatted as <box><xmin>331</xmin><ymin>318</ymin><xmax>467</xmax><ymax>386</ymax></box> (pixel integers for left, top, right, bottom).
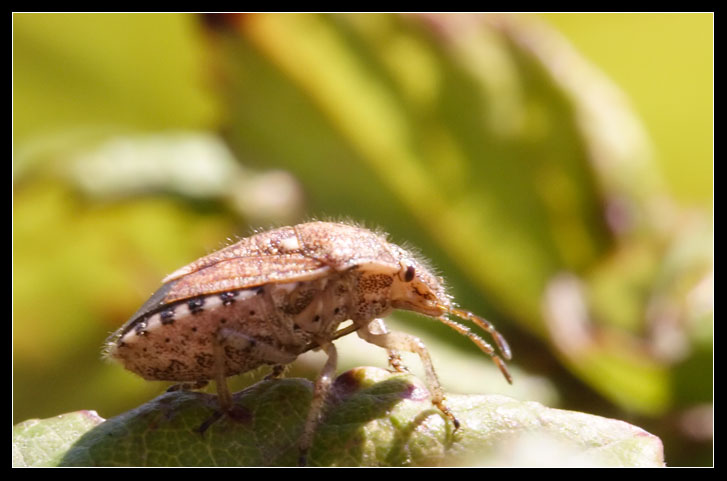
<box><xmin>159</xmin><ymin>222</ymin><xmax>401</xmax><ymax>305</ymax></box>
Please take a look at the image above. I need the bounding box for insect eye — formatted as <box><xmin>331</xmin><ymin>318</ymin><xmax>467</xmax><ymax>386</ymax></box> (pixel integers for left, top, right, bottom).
<box><xmin>402</xmin><ymin>264</ymin><xmax>415</xmax><ymax>283</ymax></box>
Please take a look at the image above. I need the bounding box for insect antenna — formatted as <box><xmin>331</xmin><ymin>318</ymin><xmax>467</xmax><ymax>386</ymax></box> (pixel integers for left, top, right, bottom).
<box><xmin>436</xmin><ymin>304</ymin><xmax>513</xmax><ymax>384</ymax></box>
<box><xmin>447</xmin><ymin>307</ymin><xmax>512</xmax><ymax>360</ymax></box>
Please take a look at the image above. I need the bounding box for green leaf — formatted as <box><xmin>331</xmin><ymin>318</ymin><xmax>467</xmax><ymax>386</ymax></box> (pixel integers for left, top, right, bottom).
<box><xmin>15</xmin><ymin>368</ymin><xmax>663</xmax><ymax>467</ymax></box>
<box><xmin>13</xmin><ymin>13</ymin><xmax>219</xmax><ymax>178</ymax></box>
<box><xmin>12</xmin><ymin>410</ymin><xmax>105</xmax><ymax>467</ymax></box>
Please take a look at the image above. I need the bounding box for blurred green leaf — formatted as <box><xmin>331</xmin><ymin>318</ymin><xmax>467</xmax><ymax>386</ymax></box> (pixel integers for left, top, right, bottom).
<box><xmin>14</xmin><ymin>368</ymin><xmax>664</xmax><ymax>467</ymax></box>
<box><xmin>540</xmin><ymin>13</ymin><xmax>713</xmax><ymax>211</ymax></box>
<box><xmin>205</xmin><ymin>13</ymin><xmax>712</xmax><ymax>415</ymax></box>
<box><xmin>12</xmin><ymin>180</ymin><xmax>236</xmax><ymax>423</ymax></box>
<box><xmin>13</xmin><ymin>410</ymin><xmax>105</xmax><ymax>467</ymax></box>
<box><xmin>13</xmin><ymin>13</ymin><xmax>219</xmax><ymax>177</ymax></box>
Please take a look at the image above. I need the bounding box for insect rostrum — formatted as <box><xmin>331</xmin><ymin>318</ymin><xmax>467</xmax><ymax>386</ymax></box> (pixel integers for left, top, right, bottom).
<box><xmin>105</xmin><ymin>221</ymin><xmax>512</xmax><ymax>463</ymax></box>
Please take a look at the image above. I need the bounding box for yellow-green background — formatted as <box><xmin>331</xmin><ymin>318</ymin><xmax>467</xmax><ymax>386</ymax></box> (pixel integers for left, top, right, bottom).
<box><xmin>542</xmin><ymin>13</ymin><xmax>712</xmax><ymax>211</ymax></box>
<box><xmin>13</xmin><ymin>13</ymin><xmax>712</xmax><ymax>466</ymax></box>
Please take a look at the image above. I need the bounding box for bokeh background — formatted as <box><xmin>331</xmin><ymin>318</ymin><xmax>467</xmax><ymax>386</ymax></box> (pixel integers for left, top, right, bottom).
<box><xmin>13</xmin><ymin>13</ymin><xmax>713</xmax><ymax>466</ymax></box>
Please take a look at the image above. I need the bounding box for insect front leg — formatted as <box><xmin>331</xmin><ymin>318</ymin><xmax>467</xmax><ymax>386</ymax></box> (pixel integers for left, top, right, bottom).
<box><xmin>368</xmin><ymin>319</ymin><xmax>408</xmax><ymax>373</ymax></box>
<box><xmin>357</xmin><ymin>320</ymin><xmax>459</xmax><ymax>429</ymax></box>
<box><xmin>298</xmin><ymin>341</ymin><xmax>337</xmax><ymax>466</ymax></box>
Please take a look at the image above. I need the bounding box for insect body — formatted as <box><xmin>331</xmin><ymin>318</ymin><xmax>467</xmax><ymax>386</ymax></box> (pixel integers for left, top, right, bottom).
<box><xmin>105</xmin><ymin>221</ymin><xmax>512</xmax><ymax>463</ymax></box>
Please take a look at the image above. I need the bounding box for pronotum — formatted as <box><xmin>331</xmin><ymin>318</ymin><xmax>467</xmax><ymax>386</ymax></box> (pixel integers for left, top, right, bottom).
<box><xmin>105</xmin><ymin>221</ymin><xmax>512</xmax><ymax>464</ymax></box>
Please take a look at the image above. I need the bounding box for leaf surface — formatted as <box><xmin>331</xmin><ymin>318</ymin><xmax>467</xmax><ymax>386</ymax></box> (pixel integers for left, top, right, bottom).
<box><xmin>14</xmin><ymin>368</ymin><xmax>663</xmax><ymax>467</ymax></box>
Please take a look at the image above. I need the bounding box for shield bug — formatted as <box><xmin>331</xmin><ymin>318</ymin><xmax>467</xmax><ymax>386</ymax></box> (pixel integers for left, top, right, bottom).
<box><xmin>105</xmin><ymin>221</ymin><xmax>512</xmax><ymax>464</ymax></box>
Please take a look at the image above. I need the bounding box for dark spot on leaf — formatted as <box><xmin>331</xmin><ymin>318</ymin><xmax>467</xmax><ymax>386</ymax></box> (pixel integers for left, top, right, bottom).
<box><xmin>227</xmin><ymin>405</ymin><xmax>252</xmax><ymax>423</ymax></box>
<box><xmin>400</xmin><ymin>383</ymin><xmax>430</xmax><ymax>402</ymax></box>
<box><xmin>332</xmin><ymin>370</ymin><xmax>362</xmax><ymax>398</ymax></box>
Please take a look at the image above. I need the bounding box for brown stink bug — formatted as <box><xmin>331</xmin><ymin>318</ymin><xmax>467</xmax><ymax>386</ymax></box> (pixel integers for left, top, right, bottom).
<box><xmin>105</xmin><ymin>221</ymin><xmax>512</xmax><ymax>464</ymax></box>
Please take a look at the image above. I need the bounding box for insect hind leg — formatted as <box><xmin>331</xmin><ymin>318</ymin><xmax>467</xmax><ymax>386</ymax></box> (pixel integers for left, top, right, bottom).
<box><xmin>264</xmin><ymin>364</ymin><xmax>287</xmax><ymax>380</ymax></box>
<box><xmin>298</xmin><ymin>341</ymin><xmax>338</xmax><ymax>466</ymax></box>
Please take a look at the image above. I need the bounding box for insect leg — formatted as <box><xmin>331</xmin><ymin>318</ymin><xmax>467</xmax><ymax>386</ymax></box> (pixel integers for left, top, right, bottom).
<box><xmin>357</xmin><ymin>321</ymin><xmax>459</xmax><ymax>429</ymax></box>
<box><xmin>368</xmin><ymin>319</ymin><xmax>408</xmax><ymax>373</ymax></box>
<box><xmin>213</xmin><ymin>328</ymin><xmax>299</xmax><ymax>412</ymax></box>
<box><xmin>299</xmin><ymin>341</ymin><xmax>338</xmax><ymax>466</ymax></box>
<box><xmin>264</xmin><ymin>364</ymin><xmax>287</xmax><ymax>380</ymax></box>
<box><xmin>212</xmin><ymin>331</ymin><xmax>233</xmax><ymax>412</ymax></box>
